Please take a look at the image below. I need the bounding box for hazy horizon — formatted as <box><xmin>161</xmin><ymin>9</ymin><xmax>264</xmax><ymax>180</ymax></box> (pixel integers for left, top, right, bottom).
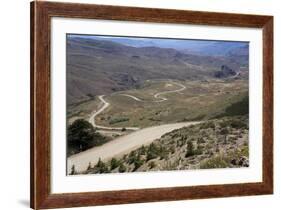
<box><xmin>67</xmin><ymin>34</ymin><xmax>249</xmax><ymax>54</ymax></box>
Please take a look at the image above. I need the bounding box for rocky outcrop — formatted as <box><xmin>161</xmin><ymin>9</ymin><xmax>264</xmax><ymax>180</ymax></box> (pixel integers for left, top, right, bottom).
<box><xmin>214</xmin><ymin>65</ymin><xmax>236</xmax><ymax>78</ymax></box>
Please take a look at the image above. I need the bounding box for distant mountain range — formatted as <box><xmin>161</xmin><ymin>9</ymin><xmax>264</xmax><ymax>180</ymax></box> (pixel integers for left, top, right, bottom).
<box><xmin>67</xmin><ymin>36</ymin><xmax>248</xmax><ymax>105</ymax></box>
<box><xmin>70</xmin><ymin>35</ymin><xmax>249</xmax><ymax>57</ymax></box>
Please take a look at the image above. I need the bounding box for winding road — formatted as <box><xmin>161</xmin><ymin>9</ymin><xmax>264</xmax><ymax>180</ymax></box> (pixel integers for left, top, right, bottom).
<box><xmin>119</xmin><ymin>82</ymin><xmax>186</xmax><ymax>103</ymax></box>
<box><xmin>154</xmin><ymin>82</ymin><xmax>186</xmax><ymax>102</ymax></box>
<box><xmin>68</xmin><ymin>81</ymin><xmax>197</xmax><ymax>173</ymax></box>
<box><xmin>68</xmin><ymin>121</ymin><xmax>201</xmax><ymax>173</ymax></box>
<box><xmin>89</xmin><ymin>82</ymin><xmax>186</xmax><ymax>131</ymax></box>
<box><xmin>120</xmin><ymin>94</ymin><xmax>142</xmax><ymax>101</ymax></box>
<box><xmin>88</xmin><ymin>95</ymin><xmax>139</xmax><ymax>131</ymax></box>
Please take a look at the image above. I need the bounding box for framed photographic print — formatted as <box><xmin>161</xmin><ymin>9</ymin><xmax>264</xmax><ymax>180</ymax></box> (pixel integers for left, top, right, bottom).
<box><xmin>30</xmin><ymin>1</ymin><xmax>273</xmax><ymax>209</ymax></box>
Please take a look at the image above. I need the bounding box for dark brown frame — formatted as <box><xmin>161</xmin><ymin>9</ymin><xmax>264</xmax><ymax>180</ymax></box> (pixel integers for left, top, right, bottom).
<box><xmin>30</xmin><ymin>1</ymin><xmax>273</xmax><ymax>209</ymax></box>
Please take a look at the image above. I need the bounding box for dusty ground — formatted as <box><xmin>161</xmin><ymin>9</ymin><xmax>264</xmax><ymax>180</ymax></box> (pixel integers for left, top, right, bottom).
<box><xmin>67</xmin><ymin>121</ymin><xmax>201</xmax><ymax>174</ymax></box>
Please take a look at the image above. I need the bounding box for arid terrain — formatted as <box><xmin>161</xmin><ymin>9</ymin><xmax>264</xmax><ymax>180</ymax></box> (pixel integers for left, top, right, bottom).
<box><xmin>66</xmin><ymin>35</ymin><xmax>249</xmax><ymax>175</ymax></box>
<box><xmin>84</xmin><ymin>116</ymin><xmax>249</xmax><ymax>174</ymax></box>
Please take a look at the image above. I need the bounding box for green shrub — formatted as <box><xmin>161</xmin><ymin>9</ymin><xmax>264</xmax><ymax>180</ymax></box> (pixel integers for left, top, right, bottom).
<box><xmin>148</xmin><ymin>161</ymin><xmax>156</xmax><ymax>169</ymax></box>
<box><xmin>128</xmin><ymin>151</ymin><xmax>137</xmax><ymax>164</ymax></box>
<box><xmin>229</xmin><ymin>119</ymin><xmax>248</xmax><ymax>129</ymax></box>
<box><xmin>70</xmin><ymin>165</ymin><xmax>76</xmax><ymax>175</ymax></box>
<box><xmin>139</xmin><ymin>145</ymin><xmax>146</xmax><ymax>155</ymax></box>
<box><xmin>219</xmin><ymin>120</ymin><xmax>229</xmax><ymax>128</ymax></box>
<box><xmin>197</xmin><ymin>138</ymin><xmax>206</xmax><ymax>144</ymax></box>
<box><xmin>67</xmin><ymin>119</ymin><xmax>108</xmax><ymax>156</ymax></box>
<box><xmin>240</xmin><ymin>146</ymin><xmax>249</xmax><ymax>157</ymax></box>
<box><xmin>87</xmin><ymin>162</ymin><xmax>92</xmax><ymax>170</ymax></box>
<box><xmin>200</xmin><ymin>121</ymin><xmax>215</xmax><ymax>129</ymax></box>
<box><xmin>200</xmin><ymin>155</ymin><xmax>229</xmax><ymax>169</ymax></box>
<box><xmin>220</xmin><ymin>128</ymin><xmax>229</xmax><ymax>135</ymax></box>
<box><xmin>146</xmin><ymin>143</ymin><xmax>159</xmax><ymax>161</ymax></box>
<box><xmin>95</xmin><ymin>158</ymin><xmax>109</xmax><ymax>173</ymax></box>
<box><xmin>170</xmin><ymin>146</ymin><xmax>176</xmax><ymax>154</ymax></box>
<box><xmin>109</xmin><ymin>117</ymin><xmax>129</xmax><ymax>125</ymax></box>
<box><xmin>159</xmin><ymin>146</ymin><xmax>169</xmax><ymax>160</ymax></box>
<box><xmin>185</xmin><ymin>141</ymin><xmax>195</xmax><ymax>158</ymax></box>
<box><xmin>133</xmin><ymin>155</ymin><xmax>144</xmax><ymax>171</ymax></box>
<box><xmin>118</xmin><ymin>163</ymin><xmax>126</xmax><ymax>173</ymax></box>
<box><xmin>219</xmin><ymin>118</ymin><xmax>248</xmax><ymax>130</ymax></box>
<box><xmin>194</xmin><ymin>145</ymin><xmax>204</xmax><ymax>155</ymax></box>
<box><xmin>110</xmin><ymin>158</ymin><xmax>120</xmax><ymax>170</ymax></box>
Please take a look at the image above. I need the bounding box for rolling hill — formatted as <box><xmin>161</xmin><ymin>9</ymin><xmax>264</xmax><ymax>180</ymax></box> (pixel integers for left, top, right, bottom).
<box><xmin>67</xmin><ymin>36</ymin><xmax>248</xmax><ymax>105</ymax></box>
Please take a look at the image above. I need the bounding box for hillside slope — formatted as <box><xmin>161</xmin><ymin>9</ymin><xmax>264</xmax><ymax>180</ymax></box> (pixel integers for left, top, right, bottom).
<box><xmin>67</xmin><ymin>37</ymin><xmax>248</xmax><ymax>104</ymax></box>
<box><xmin>81</xmin><ymin>116</ymin><xmax>249</xmax><ymax>174</ymax></box>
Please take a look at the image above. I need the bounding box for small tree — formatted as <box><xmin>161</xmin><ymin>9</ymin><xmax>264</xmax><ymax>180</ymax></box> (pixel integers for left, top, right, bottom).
<box><xmin>68</xmin><ymin>119</ymin><xmax>96</xmax><ymax>150</ymax></box>
<box><xmin>110</xmin><ymin>158</ymin><xmax>120</xmax><ymax>170</ymax></box>
<box><xmin>195</xmin><ymin>145</ymin><xmax>203</xmax><ymax>155</ymax></box>
<box><xmin>149</xmin><ymin>161</ymin><xmax>156</xmax><ymax>169</ymax></box>
<box><xmin>128</xmin><ymin>151</ymin><xmax>137</xmax><ymax>164</ymax></box>
<box><xmin>95</xmin><ymin>158</ymin><xmax>108</xmax><ymax>173</ymax></box>
<box><xmin>220</xmin><ymin>128</ymin><xmax>229</xmax><ymax>135</ymax></box>
<box><xmin>96</xmin><ymin>158</ymin><xmax>103</xmax><ymax>167</ymax></box>
<box><xmin>146</xmin><ymin>143</ymin><xmax>159</xmax><ymax>161</ymax></box>
<box><xmin>67</xmin><ymin>119</ymin><xmax>107</xmax><ymax>155</ymax></box>
<box><xmin>139</xmin><ymin>145</ymin><xmax>146</xmax><ymax>155</ymax></box>
<box><xmin>185</xmin><ymin>141</ymin><xmax>194</xmax><ymax>158</ymax></box>
<box><xmin>70</xmin><ymin>165</ymin><xmax>76</xmax><ymax>175</ymax></box>
<box><xmin>133</xmin><ymin>155</ymin><xmax>144</xmax><ymax>171</ymax></box>
<box><xmin>118</xmin><ymin>162</ymin><xmax>126</xmax><ymax>173</ymax></box>
<box><xmin>159</xmin><ymin>145</ymin><xmax>168</xmax><ymax>160</ymax></box>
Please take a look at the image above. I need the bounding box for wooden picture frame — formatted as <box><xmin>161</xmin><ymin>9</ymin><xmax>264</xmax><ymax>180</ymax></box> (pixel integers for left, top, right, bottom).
<box><xmin>31</xmin><ymin>1</ymin><xmax>273</xmax><ymax>209</ymax></box>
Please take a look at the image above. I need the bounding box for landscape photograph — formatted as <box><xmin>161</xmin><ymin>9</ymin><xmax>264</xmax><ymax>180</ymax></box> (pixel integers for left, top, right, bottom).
<box><xmin>66</xmin><ymin>34</ymin><xmax>249</xmax><ymax>175</ymax></box>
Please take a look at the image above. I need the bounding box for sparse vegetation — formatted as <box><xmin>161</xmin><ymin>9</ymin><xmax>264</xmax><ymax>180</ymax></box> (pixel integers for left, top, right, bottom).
<box><xmin>92</xmin><ymin>79</ymin><xmax>248</xmax><ymax>129</ymax></box>
<box><xmin>133</xmin><ymin>155</ymin><xmax>144</xmax><ymax>171</ymax></box>
<box><xmin>70</xmin><ymin>165</ymin><xmax>76</xmax><ymax>175</ymax></box>
<box><xmin>200</xmin><ymin>145</ymin><xmax>249</xmax><ymax>169</ymax></box>
<box><xmin>110</xmin><ymin>158</ymin><xmax>120</xmax><ymax>170</ymax></box>
<box><xmin>83</xmin><ymin>116</ymin><xmax>249</xmax><ymax>174</ymax></box>
<box><xmin>118</xmin><ymin>162</ymin><xmax>126</xmax><ymax>173</ymax></box>
<box><xmin>185</xmin><ymin>141</ymin><xmax>195</xmax><ymax>158</ymax></box>
<box><xmin>109</xmin><ymin>117</ymin><xmax>129</xmax><ymax>125</ymax></box>
<box><xmin>67</xmin><ymin>37</ymin><xmax>249</xmax><ymax>175</ymax></box>
<box><xmin>216</xmin><ymin>95</ymin><xmax>249</xmax><ymax>118</ymax></box>
<box><xmin>148</xmin><ymin>161</ymin><xmax>156</xmax><ymax>169</ymax></box>
<box><xmin>94</xmin><ymin>158</ymin><xmax>109</xmax><ymax>173</ymax></box>
<box><xmin>200</xmin><ymin>155</ymin><xmax>229</xmax><ymax>169</ymax></box>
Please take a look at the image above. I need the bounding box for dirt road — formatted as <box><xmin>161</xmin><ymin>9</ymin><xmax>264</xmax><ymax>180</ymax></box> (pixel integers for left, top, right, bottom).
<box><xmin>154</xmin><ymin>82</ymin><xmax>186</xmax><ymax>102</ymax></box>
<box><xmin>88</xmin><ymin>95</ymin><xmax>139</xmax><ymax>131</ymax></box>
<box><xmin>67</xmin><ymin>121</ymin><xmax>201</xmax><ymax>173</ymax></box>
<box><xmin>119</xmin><ymin>82</ymin><xmax>186</xmax><ymax>102</ymax></box>
<box><xmin>88</xmin><ymin>82</ymin><xmax>186</xmax><ymax>131</ymax></box>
